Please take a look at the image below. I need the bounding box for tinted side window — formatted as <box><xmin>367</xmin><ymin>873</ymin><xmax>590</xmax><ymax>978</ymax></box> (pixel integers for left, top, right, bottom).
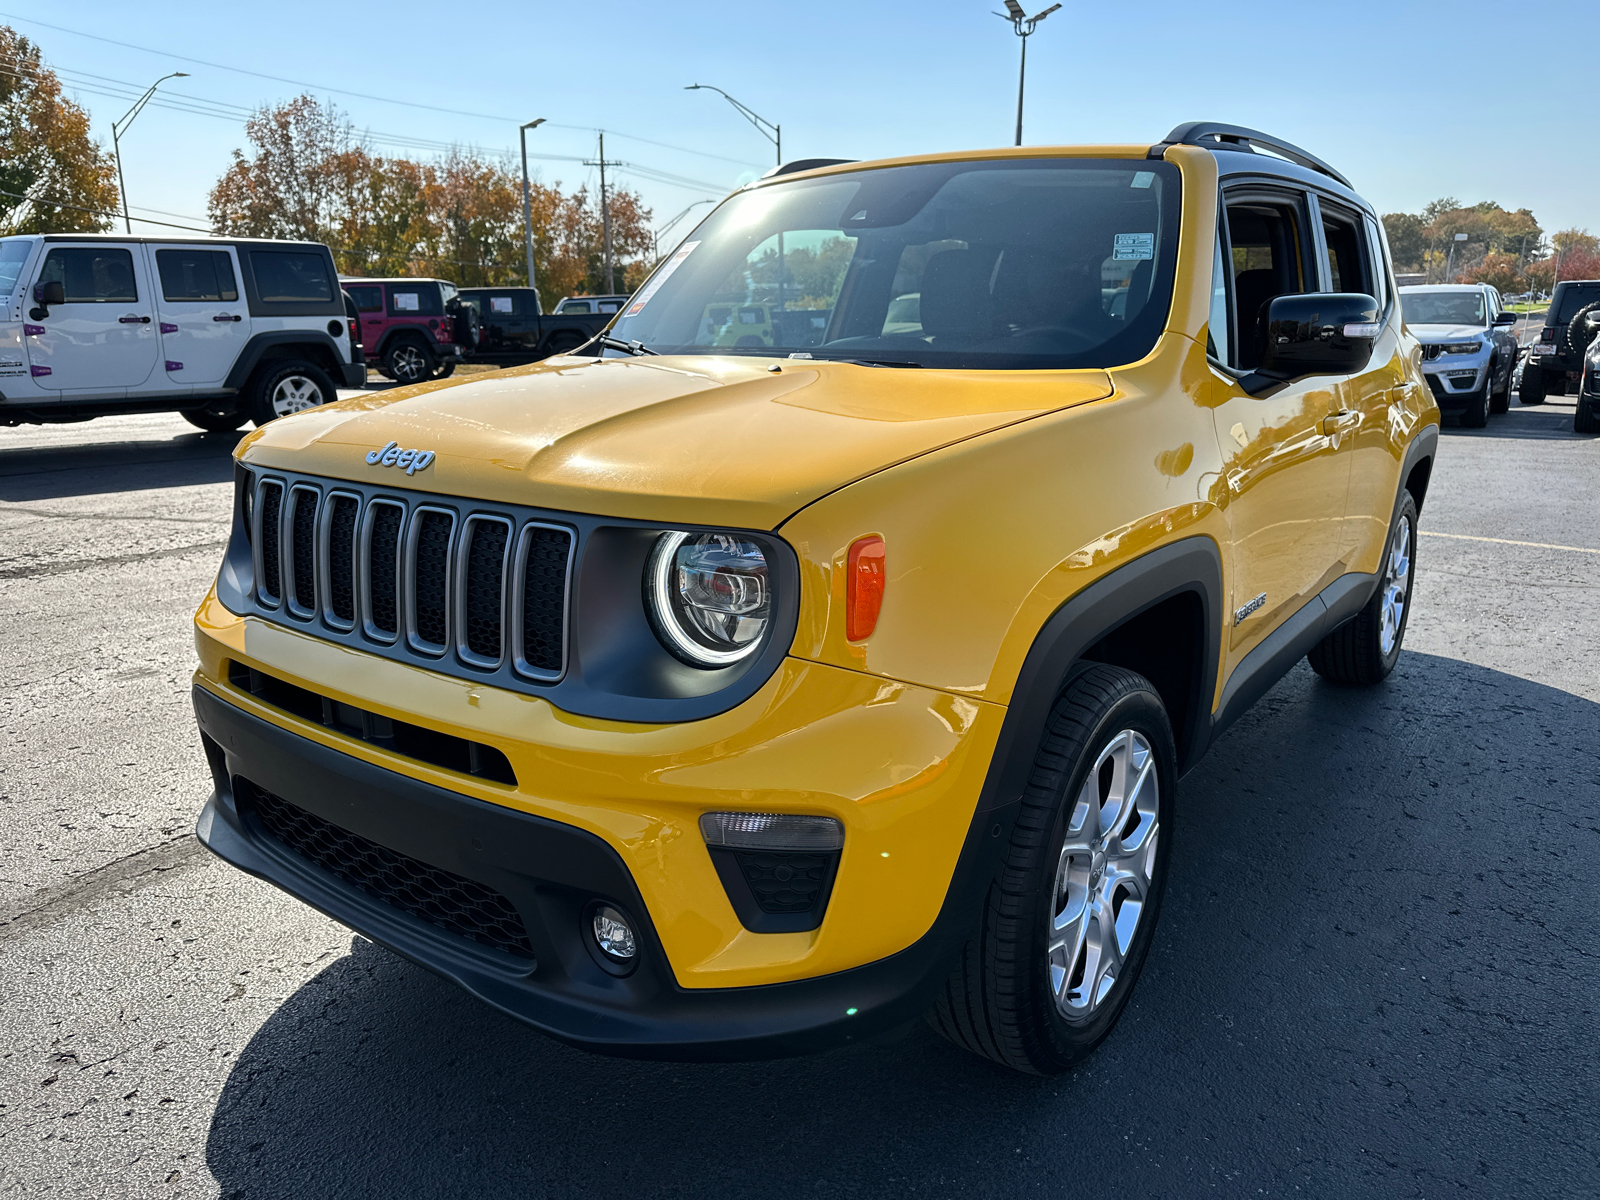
<box><xmin>561</xmin><ymin>300</ymin><xmax>591</xmax><ymax>314</ymax></box>
<box><xmin>249</xmin><ymin>251</ymin><xmax>333</xmax><ymax>303</ymax></box>
<box><xmin>388</xmin><ymin>285</ymin><xmax>441</xmax><ymax>316</ymax></box>
<box><xmin>1225</xmin><ymin>198</ymin><xmax>1306</xmax><ymax>370</ymax></box>
<box><xmin>156</xmin><ymin>249</ymin><xmax>239</xmax><ymax>302</ymax></box>
<box><xmin>39</xmin><ymin>247</ymin><xmax>138</xmax><ymax>303</ymax></box>
<box><xmin>346</xmin><ymin>285</ymin><xmax>383</xmax><ymax>312</ymax></box>
<box><xmin>1320</xmin><ymin>205</ymin><xmax>1367</xmax><ymax>296</ymax></box>
<box><xmin>1364</xmin><ymin>217</ymin><xmax>1390</xmax><ymax>312</ymax></box>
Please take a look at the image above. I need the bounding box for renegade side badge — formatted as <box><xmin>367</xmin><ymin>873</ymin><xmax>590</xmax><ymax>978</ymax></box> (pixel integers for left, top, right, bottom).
<box><xmin>1234</xmin><ymin>593</ymin><xmax>1266</xmax><ymax>625</ymax></box>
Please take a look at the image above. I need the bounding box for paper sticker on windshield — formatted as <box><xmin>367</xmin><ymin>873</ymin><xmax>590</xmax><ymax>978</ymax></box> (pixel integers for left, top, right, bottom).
<box><xmin>393</xmin><ymin>292</ymin><xmax>420</xmax><ymax>311</ymax></box>
<box><xmin>490</xmin><ymin>296</ymin><xmax>513</xmax><ymax>313</ymax></box>
<box><xmin>1130</xmin><ymin>171</ymin><xmax>1155</xmax><ymax>189</ymax></box>
<box><xmin>1114</xmin><ymin>233</ymin><xmax>1155</xmax><ymax>261</ymax></box>
<box><xmin>626</xmin><ymin>241</ymin><xmax>700</xmax><ymax>316</ymax></box>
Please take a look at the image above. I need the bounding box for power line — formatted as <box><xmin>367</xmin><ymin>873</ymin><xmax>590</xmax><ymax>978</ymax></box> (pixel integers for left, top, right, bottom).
<box><xmin>0</xmin><ymin>185</ymin><xmax>211</xmax><ymax>232</ymax></box>
<box><xmin>0</xmin><ymin>12</ymin><xmax>765</xmax><ymax>169</ymax></box>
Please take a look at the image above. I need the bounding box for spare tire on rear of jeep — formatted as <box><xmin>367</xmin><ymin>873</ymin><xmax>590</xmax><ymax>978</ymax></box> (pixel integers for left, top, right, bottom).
<box><xmin>448</xmin><ymin>299</ymin><xmax>480</xmax><ymax>351</ymax></box>
<box><xmin>1565</xmin><ymin>301</ymin><xmax>1600</xmax><ymax>358</ymax></box>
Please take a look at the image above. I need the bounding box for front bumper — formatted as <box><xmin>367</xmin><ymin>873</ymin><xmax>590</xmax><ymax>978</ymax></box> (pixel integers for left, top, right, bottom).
<box><xmin>340</xmin><ymin>361</ymin><xmax>367</xmax><ymax>388</ymax></box>
<box><xmin>1421</xmin><ymin>354</ymin><xmax>1488</xmax><ymax>410</ymax></box>
<box><xmin>192</xmin><ymin>685</ymin><xmax>967</xmax><ymax>1059</ymax></box>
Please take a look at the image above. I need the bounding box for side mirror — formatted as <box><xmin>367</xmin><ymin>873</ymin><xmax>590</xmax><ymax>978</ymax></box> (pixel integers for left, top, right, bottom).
<box><xmin>1493</xmin><ymin>311</ymin><xmax>1517</xmax><ymax>326</ymax></box>
<box><xmin>29</xmin><ymin>279</ymin><xmax>64</xmax><ymax>320</ymax></box>
<box><xmin>1258</xmin><ymin>293</ymin><xmax>1380</xmax><ymax>379</ymax></box>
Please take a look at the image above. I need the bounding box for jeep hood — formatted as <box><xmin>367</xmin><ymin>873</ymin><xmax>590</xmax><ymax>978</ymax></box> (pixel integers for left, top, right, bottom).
<box><xmin>237</xmin><ymin>355</ymin><xmax>1111</xmax><ymax>529</ymax></box>
<box><xmin>1408</xmin><ymin>323</ymin><xmax>1490</xmax><ymax>343</ymax></box>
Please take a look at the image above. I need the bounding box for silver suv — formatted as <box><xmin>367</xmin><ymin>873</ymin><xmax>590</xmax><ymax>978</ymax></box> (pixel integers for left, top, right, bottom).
<box><xmin>1</xmin><ymin>234</ymin><xmax>365</xmax><ymax>431</ymax></box>
<box><xmin>1396</xmin><ymin>283</ymin><xmax>1518</xmax><ymax>427</ymax></box>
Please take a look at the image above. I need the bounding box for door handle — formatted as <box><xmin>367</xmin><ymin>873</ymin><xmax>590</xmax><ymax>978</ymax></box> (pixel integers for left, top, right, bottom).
<box><xmin>213</xmin><ymin>314</ymin><xmax>242</xmax><ymax>322</ymax></box>
<box><xmin>119</xmin><ymin>315</ymin><xmax>151</xmax><ymax>324</ymax></box>
<box><xmin>1321</xmin><ymin>410</ymin><xmax>1360</xmax><ymax>436</ymax></box>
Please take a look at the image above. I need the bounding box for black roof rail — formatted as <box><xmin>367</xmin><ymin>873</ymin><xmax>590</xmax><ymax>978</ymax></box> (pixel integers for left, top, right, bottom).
<box><xmin>761</xmin><ymin>158</ymin><xmax>857</xmax><ymax>179</ymax></box>
<box><xmin>1150</xmin><ymin>122</ymin><xmax>1352</xmax><ymax>190</ymax></box>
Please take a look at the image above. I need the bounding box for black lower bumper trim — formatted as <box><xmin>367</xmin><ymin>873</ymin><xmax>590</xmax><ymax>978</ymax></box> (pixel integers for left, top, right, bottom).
<box><xmin>191</xmin><ymin>685</ymin><xmax>958</xmax><ymax>1060</ymax></box>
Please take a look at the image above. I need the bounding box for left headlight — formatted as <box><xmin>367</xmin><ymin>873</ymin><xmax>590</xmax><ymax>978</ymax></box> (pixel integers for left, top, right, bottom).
<box><xmin>1441</xmin><ymin>341</ymin><xmax>1483</xmax><ymax>356</ymax></box>
<box><xmin>646</xmin><ymin>531</ymin><xmax>771</xmax><ymax>667</ymax></box>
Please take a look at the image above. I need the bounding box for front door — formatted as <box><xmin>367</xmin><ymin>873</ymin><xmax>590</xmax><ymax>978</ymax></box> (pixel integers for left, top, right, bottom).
<box><xmin>150</xmin><ymin>244</ymin><xmax>252</xmax><ymax>390</ymax></box>
<box><xmin>24</xmin><ymin>243</ymin><xmax>159</xmax><ymax>394</ymax></box>
<box><xmin>1209</xmin><ymin>192</ymin><xmax>1353</xmax><ymax>671</ymax></box>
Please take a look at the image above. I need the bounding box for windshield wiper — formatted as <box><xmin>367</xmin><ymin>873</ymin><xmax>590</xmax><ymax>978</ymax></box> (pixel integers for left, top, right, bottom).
<box><xmin>595</xmin><ymin>335</ymin><xmax>658</xmax><ymax>356</ymax></box>
<box><xmin>838</xmin><ymin>357</ymin><xmax>922</xmax><ymax>368</ymax></box>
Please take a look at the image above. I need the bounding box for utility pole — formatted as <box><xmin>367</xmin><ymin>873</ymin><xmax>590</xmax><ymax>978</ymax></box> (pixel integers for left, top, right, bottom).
<box><xmin>111</xmin><ymin>72</ymin><xmax>188</xmax><ymax>233</ymax></box>
<box><xmin>995</xmin><ymin>3</ymin><xmax>1060</xmax><ymax>146</ymax></box>
<box><xmin>584</xmin><ymin>132</ymin><xmax>623</xmax><ymax>294</ymax></box>
<box><xmin>519</xmin><ymin>118</ymin><xmax>546</xmax><ymax>312</ymax></box>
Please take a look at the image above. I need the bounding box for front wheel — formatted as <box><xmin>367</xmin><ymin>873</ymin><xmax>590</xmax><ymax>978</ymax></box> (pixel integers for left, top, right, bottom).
<box><xmin>1489</xmin><ymin>358</ymin><xmax>1510</xmax><ymax>414</ymax></box>
<box><xmin>248</xmin><ymin>360</ymin><xmax>336</xmax><ymax>427</ymax></box>
<box><xmin>1459</xmin><ymin>385</ymin><xmax>1489</xmax><ymax>428</ymax></box>
<box><xmin>928</xmin><ymin>665</ymin><xmax>1175</xmax><ymax>1074</ymax></box>
<box><xmin>1576</xmin><ymin>399</ymin><xmax>1600</xmax><ymax>434</ymax></box>
<box><xmin>1308</xmin><ymin>492</ymin><xmax>1417</xmax><ymax>686</ymax></box>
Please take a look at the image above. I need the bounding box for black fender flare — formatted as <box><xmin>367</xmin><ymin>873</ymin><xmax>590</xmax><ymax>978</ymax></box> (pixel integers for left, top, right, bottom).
<box><xmin>224</xmin><ymin>332</ymin><xmax>349</xmax><ymax>392</ymax></box>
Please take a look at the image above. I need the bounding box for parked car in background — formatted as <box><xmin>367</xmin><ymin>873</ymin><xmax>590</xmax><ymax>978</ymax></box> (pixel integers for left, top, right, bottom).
<box><xmin>1398</xmin><ymin>283</ymin><xmax>1517</xmax><ymax>426</ymax></box>
<box><xmin>340</xmin><ymin>277</ymin><xmax>478</xmax><ymax>385</ymax></box>
<box><xmin>1576</xmin><ymin>317</ymin><xmax>1600</xmax><ymax>433</ymax></box>
<box><xmin>0</xmin><ymin>233</ymin><xmax>363</xmax><ymax>430</ymax></box>
<box><xmin>1519</xmin><ymin>279</ymin><xmax>1600</xmax><ymax>404</ymax></box>
<box><xmin>554</xmin><ymin>294</ymin><xmax>630</xmax><ymax>315</ymax></box>
<box><xmin>455</xmin><ymin>286</ymin><xmax>612</xmax><ymax>364</ymax></box>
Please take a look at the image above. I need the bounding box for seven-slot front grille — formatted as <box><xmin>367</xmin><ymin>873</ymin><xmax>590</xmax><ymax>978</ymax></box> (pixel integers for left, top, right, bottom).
<box><xmin>248</xmin><ymin>472</ymin><xmax>573</xmax><ymax>682</ymax></box>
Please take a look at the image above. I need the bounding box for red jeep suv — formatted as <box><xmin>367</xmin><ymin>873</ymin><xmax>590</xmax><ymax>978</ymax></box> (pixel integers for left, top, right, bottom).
<box><xmin>340</xmin><ymin>277</ymin><xmax>479</xmax><ymax>384</ymax></box>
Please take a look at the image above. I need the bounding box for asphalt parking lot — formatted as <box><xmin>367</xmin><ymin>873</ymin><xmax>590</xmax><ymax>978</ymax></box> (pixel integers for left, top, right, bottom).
<box><xmin>1</xmin><ymin>393</ymin><xmax>1596</xmax><ymax>1198</ymax></box>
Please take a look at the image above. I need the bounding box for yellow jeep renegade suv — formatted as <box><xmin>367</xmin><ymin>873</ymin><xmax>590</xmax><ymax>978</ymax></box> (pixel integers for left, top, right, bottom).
<box><xmin>191</xmin><ymin>123</ymin><xmax>1439</xmax><ymax>1074</ymax></box>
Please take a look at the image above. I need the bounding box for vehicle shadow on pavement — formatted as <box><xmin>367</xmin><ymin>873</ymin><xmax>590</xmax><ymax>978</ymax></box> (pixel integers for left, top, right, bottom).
<box><xmin>1446</xmin><ymin>399</ymin><xmax>1589</xmax><ymax>442</ymax></box>
<box><xmin>204</xmin><ymin>653</ymin><xmax>1598</xmax><ymax>1199</ymax></box>
<box><xmin>0</xmin><ymin>430</ymin><xmax>243</xmax><ymax>502</ymax></box>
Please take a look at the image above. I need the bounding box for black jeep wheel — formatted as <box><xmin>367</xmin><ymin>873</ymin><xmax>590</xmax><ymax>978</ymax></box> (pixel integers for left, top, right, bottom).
<box><xmin>1519</xmin><ymin>365</ymin><xmax>1547</xmax><ymax>405</ymax></box>
<box><xmin>432</xmin><ymin>360</ymin><xmax>457</xmax><ymax>379</ymax></box>
<box><xmin>1459</xmin><ymin>385</ymin><xmax>1490</xmax><ymax>428</ymax></box>
<box><xmin>384</xmin><ymin>339</ymin><xmax>434</xmax><ymax>385</ymax></box>
<box><xmin>928</xmin><ymin>664</ymin><xmax>1175</xmax><ymax>1075</ymax></box>
<box><xmin>1308</xmin><ymin>492</ymin><xmax>1416</xmax><ymax>686</ymax></box>
<box><xmin>1489</xmin><ymin>356</ymin><xmax>1510</xmax><ymax>414</ymax></box>
<box><xmin>248</xmin><ymin>360</ymin><xmax>336</xmax><ymax>427</ymax></box>
<box><xmin>182</xmin><ymin>402</ymin><xmax>247</xmax><ymax>433</ymax></box>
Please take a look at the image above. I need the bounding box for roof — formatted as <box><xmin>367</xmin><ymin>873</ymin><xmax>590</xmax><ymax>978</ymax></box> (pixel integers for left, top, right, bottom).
<box><xmin>338</xmin><ymin>277</ymin><xmax>452</xmax><ymax>285</ymax></box>
<box><xmin>1397</xmin><ymin>284</ymin><xmax>1491</xmax><ymax>293</ymax></box>
<box><xmin>27</xmin><ymin>232</ymin><xmax>330</xmax><ymax>250</ymax></box>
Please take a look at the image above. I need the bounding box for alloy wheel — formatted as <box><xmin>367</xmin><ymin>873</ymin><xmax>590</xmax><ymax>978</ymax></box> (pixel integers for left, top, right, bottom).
<box><xmin>1379</xmin><ymin>514</ymin><xmax>1412</xmax><ymax>657</ymax></box>
<box><xmin>1048</xmin><ymin>728</ymin><xmax>1160</xmax><ymax>1023</ymax></box>
<box><xmin>270</xmin><ymin>375</ymin><xmax>324</xmax><ymax>417</ymax></box>
<box><xmin>391</xmin><ymin>345</ymin><xmax>427</xmax><ymax>383</ymax></box>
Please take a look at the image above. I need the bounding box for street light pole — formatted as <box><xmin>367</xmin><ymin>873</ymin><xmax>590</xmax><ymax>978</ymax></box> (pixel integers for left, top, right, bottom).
<box><xmin>519</xmin><ymin>118</ymin><xmax>546</xmax><ymax>311</ymax></box>
<box><xmin>685</xmin><ymin>84</ymin><xmax>785</xmax><ymax>313</ymax></box>
<box><xmin>653</xmin><ymin>199</ymin><xmax>714</xmax><ymax>261</ymax></box>
<box><xmin>111</xmin><ymin>72</ymin><xmax>188</xmax><ymax>233</ymax></box>
<box><xmin>995</xmin><ymin>3</ymin><xmax>1060</xmax><ymax>146</ymax></box>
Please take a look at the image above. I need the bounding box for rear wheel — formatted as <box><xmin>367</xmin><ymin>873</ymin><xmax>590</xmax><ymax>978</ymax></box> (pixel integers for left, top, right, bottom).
<box><xmin>182</xmin><ymin>402</ymin><xmax>247</xmax><ymax>433</ymax></box>
<box><xmin>1576</xmin><ymin>400</ymin><xmax>1600</xmax><ymax>433</ymax></box>
<box><xmin>1519</xmin><ymin>366</ymin><xmax>1547</xmax><ymax>405</ymax></box>
<box><xmin>248</xmin><ymin>360</ymin><xmax>336</xmax><ymax>427</ymax></box>
<box><xmin>1308</xmin><ymin>493</ymin><xmax>1416</xmax><ymax>686</ymax></box>
<box><xmin>1489</xmin><ymin>357</ymin><xmax>1510</xmax><ymax>414</ymax></box>
<box><xmin>928</xmin><ymin>664</ymin><xmax>1175</xmax><ymax>1074</ymax></box>
<box><xmin>432</xmin><ymin>360</ymin><xmax>457</xmax><ymax>379</ymax></box>
<box><xmin>383</xmin><ymin>339</ymin><xmax>433</xmax><ymax>385</ymax></box>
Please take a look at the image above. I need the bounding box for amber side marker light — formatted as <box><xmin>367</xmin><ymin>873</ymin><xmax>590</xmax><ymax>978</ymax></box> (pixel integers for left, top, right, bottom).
<box><xmin>846</xmin><ymin>535</ymin><xmax>886</xmax><ymax>641</ymax></box>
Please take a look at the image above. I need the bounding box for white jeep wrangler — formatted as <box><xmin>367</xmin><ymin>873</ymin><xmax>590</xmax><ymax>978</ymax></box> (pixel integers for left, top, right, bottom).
<box><xmin>0</xmin><ymin>234</ymin><xmax>365</xmax><ymax>431</ymax></box>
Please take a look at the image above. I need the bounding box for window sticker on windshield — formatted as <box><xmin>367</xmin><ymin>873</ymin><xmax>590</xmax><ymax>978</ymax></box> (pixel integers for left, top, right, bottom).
<box><xmin>625</xmin><ymin>241</ymin><xmax>700</xmax><ymax>316</ymax></box>
<box><xmin>394</xmin><ymin>292</ymin><xmax>420</xmax><ymax>311</ymax></box>
<box><xmin>490</xmin><ymin>296</ymin><xmax>513</xmax><ymax>313</ymax></box>
<box><xmin>1130</xmin><ymin>171</ymin><xmax>1155</xmax><ymax>189</ymax></box>
<box><xmin>1114</xmin><ymin>233</ymin><xmax>1155</xmax><ymax>261</ymax></box>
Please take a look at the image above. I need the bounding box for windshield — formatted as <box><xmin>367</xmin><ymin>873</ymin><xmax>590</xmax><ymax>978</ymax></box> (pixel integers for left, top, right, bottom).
<box><xmin>609</xmin><ymin>158</ymin><xmax>1181</xmax><ymax>370</ymax></box>
<box><xmin>0</xmin><ymin>240</ymin><xmax>31</xmax><ymax>297</ymax></box>
<box><xmin>1401</xmin><ymin>292</ymin><xmax>1486</xmax><ymax>326</ymax></box>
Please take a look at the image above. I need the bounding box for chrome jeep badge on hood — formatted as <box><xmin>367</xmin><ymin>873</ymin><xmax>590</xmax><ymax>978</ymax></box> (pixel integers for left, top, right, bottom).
<box><xmin>365</xmin><ymin>441</ymin><xmax>435</xmax><ymax>475</ymax></box>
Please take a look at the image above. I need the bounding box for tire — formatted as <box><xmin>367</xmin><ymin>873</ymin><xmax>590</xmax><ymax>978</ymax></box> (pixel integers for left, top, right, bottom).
<box><xmin>431</xmin><ymin>359</ymin><xmax>457</xmax><ymax>379</ymax></box>
<box><xmin>541</xmin><ymin>330</ymin><xmax>588</xmax><ymax>359</ymax></box>
<box><xmin>248</xmin><ymin>360</ymin><xmax>336</xmax><ymax>427</ymax></box>
<box><xmin>1519</xmin><ymin>366</ymin><xmax>1547</xmax><ymax>406</ymax></box>
<box><xmin>1576</xmin><ymin>400</ymin><xmax>1600</xmax><ymax>434</ymax></box>
<box><xmin>1459</xmin><ymin>385</ymin><xmax>1489</xmax><ymax>428</ymax></box>
<box><xmin>1489</xmin><ymin>357</ymin><xmax>1509</xmax><ymax>415</ymax></box>
<box><xmin>182</xmin><ymin>402</ymin><xmax>247</xmax><ymax>433</ymax></box>
<box><xmin>1563</xmin><ymin>302</ymin><xmax>1600</xmax><ymax>358</ymax></box>
<box><xmin>1308</xmin><ymin>492</ymin><xmax>1417</xmax><ymax>686</ymax></box>
<box><xmin>383</xmin><ymin>339</ymin><xmax>434</xmax><ymax>385</ymax></box>
<box><xmin>928</xmin><ymin>664</ymin><xmax>1176</xmax><ymax>1075</ymax></box>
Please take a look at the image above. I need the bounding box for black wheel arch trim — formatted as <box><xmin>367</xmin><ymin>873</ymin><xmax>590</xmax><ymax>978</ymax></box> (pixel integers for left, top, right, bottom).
<box><xmin>224</xmin><ymin>331</ymin><xmax>351</xmax><ymax>391</ymax></box>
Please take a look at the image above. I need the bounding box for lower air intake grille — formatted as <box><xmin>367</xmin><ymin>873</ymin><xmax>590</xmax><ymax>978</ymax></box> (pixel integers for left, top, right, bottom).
<box><xmin>239</xmin><ymin>778</ymin><xmax>535</xmax><ymax>959</ymax></box>
<box><xmin>734</xmin><ymin>849</ymin><xmax>834</xmax><ymax>914</ymax></box>
<box><xmin>327</xmin><ymin>495</ymin><xmax>358</xmax><ymax>624</ymax></box>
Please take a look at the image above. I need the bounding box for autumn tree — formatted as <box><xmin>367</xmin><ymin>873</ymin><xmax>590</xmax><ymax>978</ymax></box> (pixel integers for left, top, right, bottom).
<box><xmin>1381</xmin><ymin>213</ymin><xmax>1426</xmax><ymax>271</ymax></box>
<box><xmin>1463</xmin><ymin>252</ymin><xmax>1521</xmax><ymax>293</ymax></box>
<box><xmin>0</xmin><ymin>26</ymin><xmax>120</xmax><ymax>233</ymax></box>
<box><xmin>209</xmin><ymin>95</ymin><xmax>352</xmax><ymax>241</ymax></box>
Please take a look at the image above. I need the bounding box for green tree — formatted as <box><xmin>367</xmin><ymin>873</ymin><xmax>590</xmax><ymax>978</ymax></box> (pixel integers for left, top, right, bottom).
<box><xmin>1381</xmin><ymin>213</ymin><xmax>1426</xmax><ymax>271</ymax></box>
<box><xmin>0</xmin><ymin>26</ymin><xmax>120</xmax><ymax>233</ymax></box>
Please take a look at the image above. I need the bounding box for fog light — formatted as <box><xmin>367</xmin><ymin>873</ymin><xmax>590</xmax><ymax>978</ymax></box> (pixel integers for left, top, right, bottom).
<box><xmin>591</xmin><ymin>905</ymin><xmax>636</xmax><ymax>961</ymax></box>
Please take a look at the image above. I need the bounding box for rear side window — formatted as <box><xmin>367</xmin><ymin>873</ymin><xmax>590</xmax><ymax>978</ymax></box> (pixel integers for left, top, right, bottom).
<box><xmin>1320</xmin><ymin>205</ymin><xmax>1368</xmax><ymax>296</ymax></box>
<box><xmin>250</xmin><ymin>251</ymin><xmax>334</xmax><ymax>303</ymax></box>
<box><xmin>0</xmin><ymin>240</ymin><xmax>31</xmax><ymax>297</ymax></box>
<box><xmin>1553</xmin><ymin>285</ymin><xmax>1600</xmax><ymax>325</ymax></box>
<box><xmin>39</xmin><ymin>247</ymin><xmax>138</xmax><ymax>303</ymax></box>
<box><xmin>388</xmin><ymin>285</ymin><xmax>441</xmax><ymax>316</ymax></box>
<box><xmin>156</xmin><ymin>249</ymin><xmax>239</xmax><ymax>302</ymax></box>
<box><xmin>346</xmin><ymin>284</ymin><xmax>383</xmax><ymax>312</ymax></box>
<box><xmin>560</xmin><ymin>300</ymin><xmax>592</xmax><ymax>313</ymax></box>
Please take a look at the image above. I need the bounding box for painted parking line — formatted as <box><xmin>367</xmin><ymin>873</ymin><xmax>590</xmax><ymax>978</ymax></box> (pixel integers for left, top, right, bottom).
<box><xmin>1420</xmin><ymin>531</ymin><xmax>1600</xmax><ymax>555</ymax></box>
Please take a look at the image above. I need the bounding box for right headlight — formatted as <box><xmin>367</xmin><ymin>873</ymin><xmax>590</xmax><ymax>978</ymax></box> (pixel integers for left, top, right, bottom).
<box><xmin>646</xmin><ymin>531</ymin><xmax>771</xmax><ymax>667</ymax></box>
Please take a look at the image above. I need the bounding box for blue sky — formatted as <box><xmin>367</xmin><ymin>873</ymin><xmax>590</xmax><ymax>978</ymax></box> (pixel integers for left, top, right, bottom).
<box><xmin>8</xmin><ymin>0</ymin><xmax>1594</xmax><ymax>242</ymax></box>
